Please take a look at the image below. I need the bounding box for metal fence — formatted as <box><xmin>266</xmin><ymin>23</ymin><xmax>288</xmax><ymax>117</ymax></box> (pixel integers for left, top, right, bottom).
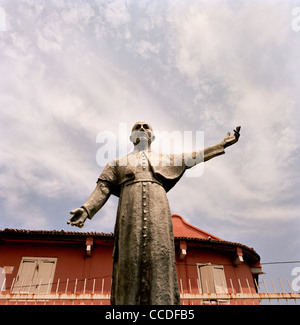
<box><xmin>0</xmin><ymin>276</ymin><xmax>299</xmax><ymax>305</ymax></box>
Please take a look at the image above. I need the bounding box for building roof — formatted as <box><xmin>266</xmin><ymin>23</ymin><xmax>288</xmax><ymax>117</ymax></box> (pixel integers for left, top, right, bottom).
<box><xmin>0</xmin><ymin>214</ymin><xmax>260</xmax><ymax>265</ymax></box>
<box><xmin>0</xmin><ymin>228</ymin><xmax>113</xmax><ymax>237</ymax></box>
<box><xmin>172</xmin><ymin>214</ymin><xmax>221</xmax><ymax>240</ymax></box>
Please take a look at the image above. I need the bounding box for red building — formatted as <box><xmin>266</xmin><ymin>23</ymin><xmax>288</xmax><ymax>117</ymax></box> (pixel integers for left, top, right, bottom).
<box><xmin>0</xmin><ymin>214</ymin><xmax>262</xmax><ymax>305</ymax></box>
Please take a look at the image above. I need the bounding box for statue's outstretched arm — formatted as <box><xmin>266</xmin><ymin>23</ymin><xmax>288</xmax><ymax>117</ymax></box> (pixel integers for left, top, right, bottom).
<box><xmin>67</xmin><ymin>181</ymin><xmax>111</xmax><ymax>228</ymax></box>
<box><xmin>204</xmin><ymin>126</ymin><xmax>241</xmax><ymax>161</ymax></box>
<box><xmin>184</xmin><ymin>126</ymin><xmax>241</xmax><ymax>167</ymax></box>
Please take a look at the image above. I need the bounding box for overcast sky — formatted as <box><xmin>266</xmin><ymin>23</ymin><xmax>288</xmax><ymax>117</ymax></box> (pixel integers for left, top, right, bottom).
<box><xmin>1</xmin><ymin>0</ymin><xmax>300</xmax><ymax>293</ymax></box>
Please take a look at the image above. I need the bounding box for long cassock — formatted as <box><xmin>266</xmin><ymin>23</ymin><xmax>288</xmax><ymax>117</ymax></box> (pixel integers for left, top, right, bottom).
<box><xmin>82</xmin><ymin>143</ymin><xmax>225</xmax><ymax>305</ymax></box>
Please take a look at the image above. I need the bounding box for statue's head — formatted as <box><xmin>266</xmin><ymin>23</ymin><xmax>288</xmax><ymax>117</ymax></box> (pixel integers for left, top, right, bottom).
<box><xmin>130</xmin><ymin>121</ymin><xmax>155</xmax><ymax>149</ymax></box>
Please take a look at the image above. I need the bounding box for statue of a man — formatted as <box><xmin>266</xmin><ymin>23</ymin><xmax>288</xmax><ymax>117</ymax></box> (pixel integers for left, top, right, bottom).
<box><xmin>67</xmin><ymin>122</ymin><xmax>240</xmax><ymax>305</ymax></box>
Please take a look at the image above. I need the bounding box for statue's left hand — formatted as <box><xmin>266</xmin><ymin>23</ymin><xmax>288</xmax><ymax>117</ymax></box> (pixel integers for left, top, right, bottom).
<box><xmin>222</xmin><ymin>126</ymin><xmax>241</xmax><ymax>148</ymax></box>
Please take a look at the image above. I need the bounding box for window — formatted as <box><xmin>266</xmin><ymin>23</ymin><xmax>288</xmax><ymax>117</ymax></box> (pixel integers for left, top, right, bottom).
<box><xmin>197</xmin><ymin>264</ymin><xmax>228</xmax><ymax>294</ymax></box>
<box><xmin>0</xmin><ymin>268</ymin><xmax>5</xmax><ymax>291</ymax></box>
<box><xmin>12</xmin><ymin>257</ymin><xmax>57</xmax><ymax>294</ymax></box>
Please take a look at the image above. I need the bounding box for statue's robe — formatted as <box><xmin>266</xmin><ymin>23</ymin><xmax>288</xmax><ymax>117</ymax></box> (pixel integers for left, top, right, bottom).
<box><xmin>82</xmin><ymin>144</ymin><xmax>225</xmax><ymax>305</ymax></box>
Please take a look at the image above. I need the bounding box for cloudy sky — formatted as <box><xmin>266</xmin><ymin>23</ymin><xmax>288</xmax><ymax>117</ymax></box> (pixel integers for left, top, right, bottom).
<box><xmin>1</xmin><ymin>0</ymin><xmax>300</xmax><ymax>291</ymax></box>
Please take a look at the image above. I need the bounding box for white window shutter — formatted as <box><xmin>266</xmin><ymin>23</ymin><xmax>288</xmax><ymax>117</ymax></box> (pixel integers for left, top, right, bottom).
<box><xmin>12</xmin><ymin>257</ymin><xmax>57</xmax><ymax>294</ymax></box>
<box><xmin>212</xmin><ymin>265</ymin><xmax>228</xmax><ymax>293</ymax></box>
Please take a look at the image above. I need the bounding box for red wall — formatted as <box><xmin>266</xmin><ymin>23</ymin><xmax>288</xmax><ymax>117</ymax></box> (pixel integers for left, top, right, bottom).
<box><xmin>1</xmin><ymin>239</ymin><xmax>113</xmax><ymax>296</ymax></box>
<box><xmin>175</xmin><ymin>244</ymin><xmax>258</xmax><ymax>305</ymax></box>
<box><xmin>1</xmin><ymin>236</ymin><xmax>258</xmax><ymax>305</ymax></box>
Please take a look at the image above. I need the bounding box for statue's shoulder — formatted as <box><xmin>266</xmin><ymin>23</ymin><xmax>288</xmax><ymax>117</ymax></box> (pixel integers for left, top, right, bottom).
<box><xmin>148</xmin><ymin>151</ymin><xmax>184</xmax><ymax>167</ymax></box>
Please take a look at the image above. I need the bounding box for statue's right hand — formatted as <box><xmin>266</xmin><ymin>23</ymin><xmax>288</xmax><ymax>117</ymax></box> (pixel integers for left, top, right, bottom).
<box><xmin>67</xmin><ymin>208</ymin><xmax>88</xmax><ymax>228</ymax></box>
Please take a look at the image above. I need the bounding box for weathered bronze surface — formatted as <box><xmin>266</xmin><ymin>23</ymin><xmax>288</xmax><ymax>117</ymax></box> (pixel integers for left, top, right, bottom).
<box><xmin>67</xmin><ymin>122</ymin><xmax>240</xmax><ymax>305</ymax></box>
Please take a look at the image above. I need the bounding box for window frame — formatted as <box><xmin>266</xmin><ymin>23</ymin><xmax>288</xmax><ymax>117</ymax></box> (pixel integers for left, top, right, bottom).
<box><xmin>12</xmin><ymin>257</ymin><xmax>57</xmax><ymax>294</ymax></box>
<box><xmin>197</xmin><ymin>263</ymin><xmax>229</xmax><ymax>304</ymax></box>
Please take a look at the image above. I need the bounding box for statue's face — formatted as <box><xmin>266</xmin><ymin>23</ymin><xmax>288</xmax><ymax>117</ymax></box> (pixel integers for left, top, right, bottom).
<box><xmin>130</xmin><ymin>121</ymin><xmax>155</xmax><ymax>146</ymax></box>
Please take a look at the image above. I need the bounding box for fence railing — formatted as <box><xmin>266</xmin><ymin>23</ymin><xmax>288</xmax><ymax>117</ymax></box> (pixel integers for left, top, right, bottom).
<box><xmin>1</xmin><ymin>277</ymin><xmax>299</xmax><ymax>305</ymax></box>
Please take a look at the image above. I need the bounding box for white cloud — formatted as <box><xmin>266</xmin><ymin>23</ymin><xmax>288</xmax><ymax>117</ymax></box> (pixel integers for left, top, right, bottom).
<box><xmin>59</xmin><ymin>0</ymin><xmax>95</xmax><ymax>26</ymax></box>
<box><xmin>161</xmin><ymin>1</ymin><xmax>300</xmax><ymax>235</ymax></box>
<box><xmin>136</xmin><ymin>40</ymin><xmax>160</xmax><ymax>59</ymax></box>
<box><xmin>102</xmin><ymin>0</ymin><xmax>130</xmax><ymax>28</ymax></box>
<box><xmin>36</xmin><ymin>14</ymin><xmax>64</xmax><ymax>53</ymax></box>
<box><xmin>94</xmin><ymin>0</ymin><xmax>131</xmax><ymax>40</ymax></box>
